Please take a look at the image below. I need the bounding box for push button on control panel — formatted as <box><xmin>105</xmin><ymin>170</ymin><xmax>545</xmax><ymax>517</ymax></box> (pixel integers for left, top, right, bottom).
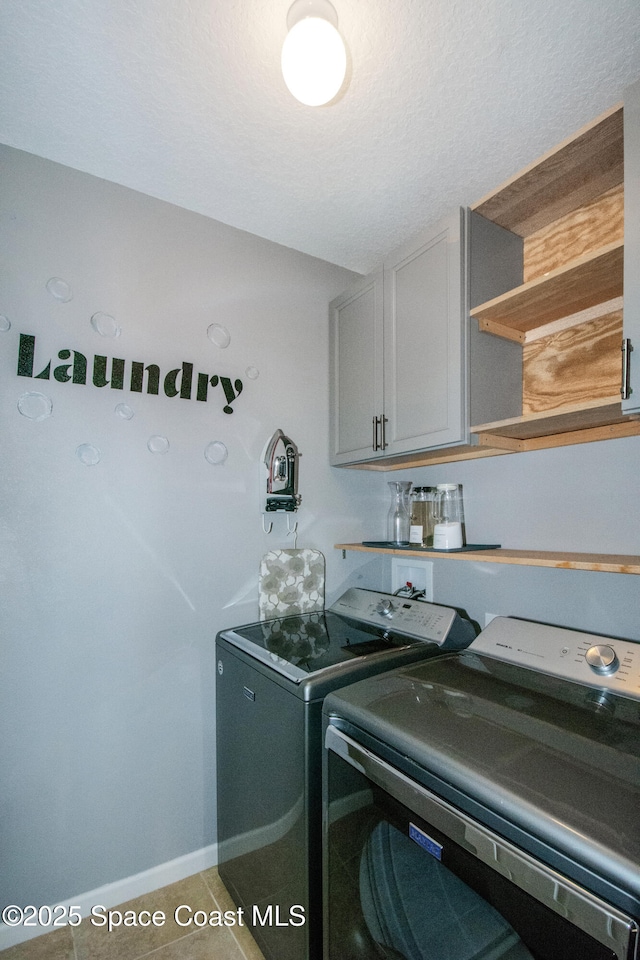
<box><xmin>585</xmin><ymin>644</ymin><xmax>620</xmax><ymax>676</ymax></box>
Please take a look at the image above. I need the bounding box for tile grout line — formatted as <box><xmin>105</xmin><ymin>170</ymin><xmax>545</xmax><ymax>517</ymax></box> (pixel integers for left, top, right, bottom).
<box><xmin>66</xmin><ymin>871</ymin><xmax>221</xmax><ymax>960</ymax></box>
<box><xmin>118</xmin><ymin>926</ymin><xmax>204</xmax><ymax>960</ymax></box>
<box><xmin>200</xmin><ymin>869</ymin><xmax>262</xmax><ymax>960</ymax></box>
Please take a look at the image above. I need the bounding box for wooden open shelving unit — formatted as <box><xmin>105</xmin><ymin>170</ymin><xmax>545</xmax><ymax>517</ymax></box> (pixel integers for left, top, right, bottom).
<box><xmin>335</xmin><ymin>543</ymin><xmax>640</xmax><ymax>576</ymax></box>
<box><xmin>468</xmin><ymin>102</ymin><xmax>640</xmax><ymax>454</ymax></box>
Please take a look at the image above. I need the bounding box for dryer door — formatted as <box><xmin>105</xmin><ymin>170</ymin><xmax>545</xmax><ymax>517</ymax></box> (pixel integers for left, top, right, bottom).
<box><xmin>323</xmin><ymin>725</ymin><xmax>638</xmax><ymax>960</ymax></box>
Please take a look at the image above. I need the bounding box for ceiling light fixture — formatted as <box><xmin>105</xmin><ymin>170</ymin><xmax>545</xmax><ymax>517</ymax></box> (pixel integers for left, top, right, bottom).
<box><xmin>281</xmin><ymin>0</ymin><xmax>347</xmax><ymax>106</ymax></box>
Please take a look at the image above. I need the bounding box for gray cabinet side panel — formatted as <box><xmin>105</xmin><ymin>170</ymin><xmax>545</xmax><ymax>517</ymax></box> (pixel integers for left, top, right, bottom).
<box><xmin>469</xmin><ymin>318</ymin><xmax>523</xmax><ymax>425</ymax></box>
<box><xmin>623</xmin><ymin>77</ymin><xmax>640</xmax><ymax>414</ymax></box>
<box><xmin>469</xmin><ymin>210</ymin><xmax>523</xmax><ymax>309</ymax></box>
<box><xmin>468</xmin><ymin>211</ymin><xmax>524</xmax><ymax>425</ymax></box>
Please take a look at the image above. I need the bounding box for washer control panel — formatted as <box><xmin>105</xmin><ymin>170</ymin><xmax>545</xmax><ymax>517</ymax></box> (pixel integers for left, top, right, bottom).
<box><xmin>329</xmin><ymin>588</ymin><xmax>475</xmax><ymax>650</ymax></box>
<box><xmin>473</xmin><ymin>617</ymin><xmax>640</xmax><ymax>701</ymax></box>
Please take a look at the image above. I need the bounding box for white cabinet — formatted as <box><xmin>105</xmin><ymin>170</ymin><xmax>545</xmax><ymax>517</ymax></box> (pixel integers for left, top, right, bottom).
<box><xmin>330</xmin><ymin>211</ymin><xmax>467</xmax><ymax>465</ymax></box>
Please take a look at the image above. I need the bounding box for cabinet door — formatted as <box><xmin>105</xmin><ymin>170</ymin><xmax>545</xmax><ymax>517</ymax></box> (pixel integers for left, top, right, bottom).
<box><xmin>383</xmin><ymin>210</ymin><xmax>467</xmax><ymax>454</ymax></box>
<box><xmin>329</xmin><ymin>270</ymin><xmax>384</xmax><ymax>464</ymax></box>
<box><xmin>623</xmin><ymin>76</ymin><xmax>640</xmax><ymax>415</ymax></box>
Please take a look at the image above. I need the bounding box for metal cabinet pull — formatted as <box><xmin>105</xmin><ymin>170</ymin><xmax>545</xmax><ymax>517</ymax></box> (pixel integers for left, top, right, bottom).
<box><xmin>372</xmin><ymin>415</ymin><xmax>388</xmax><ymax>451</ymax></box>
<box><xmin>372</xmin><ymin>414</ymin><xmax>388</xmax><ymax>451</ymax></box>
<box><xmin>621</xmin><ymin>339</ymin><xmax>633</xmax><ymax>401</ymax></box>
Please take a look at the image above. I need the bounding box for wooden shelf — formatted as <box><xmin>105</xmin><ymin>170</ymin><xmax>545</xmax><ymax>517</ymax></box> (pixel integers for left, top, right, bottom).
<box><xmin>469</xmin><ymin>241</ymin><xmax>623</xmax><ymax>336</ymax></box>
<box><xmin>471</xmin><ymin>398</ymin><xmax>640</xmax><ymax>445</ymax></box>
<box><xmin>335</xmin><ymin>543</ymin><xmax>640</xmax><ymax>575</ymax></box>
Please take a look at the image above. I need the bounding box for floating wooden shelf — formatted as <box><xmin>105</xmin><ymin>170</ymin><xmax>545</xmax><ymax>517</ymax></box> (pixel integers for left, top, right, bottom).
<box><xmin>335</xmin><ymin>543</ymin><xmax>640</xmax><ymax>575</ymax></box>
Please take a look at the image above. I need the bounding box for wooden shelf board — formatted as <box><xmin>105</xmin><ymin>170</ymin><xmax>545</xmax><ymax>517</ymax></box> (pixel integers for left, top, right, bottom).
<box><xmin>471</xmin><ymin>105</ymin><xmax>623</xmax><ymax>237</ymax></box>
<box><xmin>471</xmin><ymin>398</ymin><xmax>631</xmax><ymax>440</ymax></box>
<box><xmin>469</xmin><ymin>242</ymin><xmax>623</xmax><ymax>334</ymax></box>
<box><xmin>480</xmin><ymin>297</ymin><xmax>624</xmax><ymax>344</ymax></box>
<box><xmin>335</xmin><ymin>544</ymin><xmax>640</xmax><ymax>575</ymax></box>
<box><xmin>476</xmin><ymin>419</ymin><xmax>640</xmax><ymax>452</ymax></box>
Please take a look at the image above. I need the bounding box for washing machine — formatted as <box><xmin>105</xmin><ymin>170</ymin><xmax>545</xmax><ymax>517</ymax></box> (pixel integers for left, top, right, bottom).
<box><xmin>323</xmin><ymin>616</ymin><xmax>640</xmax><ymax>960</ymax></box>
<box><xmin>215</xmin><ymin>587</ymin><xmax>477</xmax><ymax>960</ymax></box>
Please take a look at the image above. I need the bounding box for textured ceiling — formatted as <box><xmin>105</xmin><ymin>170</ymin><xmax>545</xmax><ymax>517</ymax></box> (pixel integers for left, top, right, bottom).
<box><xmin>1</xmin><ymin>0</ymin><xmax>639</xmax><ymax>273</ymax></box>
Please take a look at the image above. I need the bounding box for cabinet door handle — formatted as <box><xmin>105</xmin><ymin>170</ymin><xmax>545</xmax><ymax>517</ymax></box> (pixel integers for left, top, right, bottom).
<box><xmin>372</xmin><ymin>415</ymin><xmax>388</xmax><ymax>451</ymax></box>
<box><xmin>621</xmin><ymin>339</ymin><xmax>633</xmax><ymax>401</ymax></box>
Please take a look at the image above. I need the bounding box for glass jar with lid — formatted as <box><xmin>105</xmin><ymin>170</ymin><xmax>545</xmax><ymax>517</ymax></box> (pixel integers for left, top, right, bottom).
<box><xmin>410</xmin><ymin>487</ymin><xmax>435</xmax><ymax>546</ymax></box>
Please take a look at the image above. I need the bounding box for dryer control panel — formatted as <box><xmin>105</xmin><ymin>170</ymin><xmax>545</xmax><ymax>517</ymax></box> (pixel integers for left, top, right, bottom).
<box><xmin>329</xmin><ymin>588</ymin><xmax>476</xmax><ymax>650</ymax></box>
<box><xmin>473</xmin><ymin>617</ymin><xmax>640</xmax><ymax>701</ymax></box>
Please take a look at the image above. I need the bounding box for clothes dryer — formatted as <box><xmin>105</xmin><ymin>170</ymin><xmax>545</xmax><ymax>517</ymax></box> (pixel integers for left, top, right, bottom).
<box><xmin>323</xmin><ymin>617</ymin><xmax>640</xmax><ymax>960</ymax></box>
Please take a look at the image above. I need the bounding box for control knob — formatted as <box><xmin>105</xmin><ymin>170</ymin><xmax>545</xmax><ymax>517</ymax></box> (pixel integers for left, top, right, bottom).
<box><xmin>377</xmin><ymin>599</ymin><xmax>395</xmax><ymax>618</ymax></box>
<box><xmin>585</xmin><ymin>644</ymin><xmax>619</xmax><ymax>676</ymax></box>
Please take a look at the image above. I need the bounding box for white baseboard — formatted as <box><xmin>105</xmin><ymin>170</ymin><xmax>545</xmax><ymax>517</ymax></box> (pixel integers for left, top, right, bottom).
<box><xmin>0</xmin><ymin>843</ymin><xmax>218</xmax><ymax>951</ymax></box>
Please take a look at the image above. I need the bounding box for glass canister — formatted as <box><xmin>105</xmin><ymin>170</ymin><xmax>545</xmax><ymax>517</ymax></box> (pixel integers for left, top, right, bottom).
<box><xmin>387</xmin><ymin>481</ymin><xmax>412</xmax><ymax>544</ymax></box>
<box><xmin>433</xmin><ymin>483</ymin><xmax>465</xmax><ymax>549</ymax></box>
<box><xmin>423</xmin><ymin>486</ymin><xmax>436</xmax><ymax>546</ymax></box>
<box><xmin>409</xmin><ymin>488</ymin><xmax>424</xmax><ymax>545</ymax></box>
<box><xmin>410</xmin><ymin>487</ymin><xmax>436</xmax><ymax>546</ymax></box>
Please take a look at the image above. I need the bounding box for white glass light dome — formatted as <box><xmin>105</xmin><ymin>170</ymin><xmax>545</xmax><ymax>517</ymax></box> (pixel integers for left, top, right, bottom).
<box><xmin>281</xmin><ymin>0</ymin><xmax>347</xmax><ymax>106</ymax></box>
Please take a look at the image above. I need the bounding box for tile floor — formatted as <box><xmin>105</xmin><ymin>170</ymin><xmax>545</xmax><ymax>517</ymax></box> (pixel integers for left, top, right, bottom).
<box><xmin>0</xmin><ymin>870</ymin><xmax>265</xmax><ymax>960</ymax></box>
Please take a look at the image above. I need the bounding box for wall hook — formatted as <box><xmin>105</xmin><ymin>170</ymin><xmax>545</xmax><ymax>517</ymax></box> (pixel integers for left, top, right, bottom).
<box><xmin>262</xmin><ymin>514</ymin><xmax>273</xmax><ymax>534</ymax></box>
<box><xmin>286</xmin><ymin>515</ymin><xmax>299</xmax><ymax>547</ymax></box>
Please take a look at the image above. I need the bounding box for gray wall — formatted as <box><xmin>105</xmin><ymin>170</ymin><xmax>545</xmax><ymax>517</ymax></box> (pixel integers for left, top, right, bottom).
<box><xmin>0</xmin><ymin>144</ymin><xmax>374</xmax><ymax>911</ymax></box>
